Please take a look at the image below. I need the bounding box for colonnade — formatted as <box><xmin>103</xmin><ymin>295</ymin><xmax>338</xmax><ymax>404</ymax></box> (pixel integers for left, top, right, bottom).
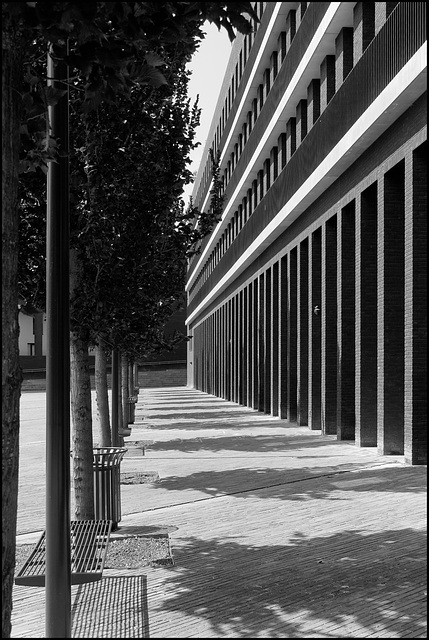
<box><xmin>190</xmin><ymin>140</ymin><xmax>427</xmax><ymax>465</ymax></box>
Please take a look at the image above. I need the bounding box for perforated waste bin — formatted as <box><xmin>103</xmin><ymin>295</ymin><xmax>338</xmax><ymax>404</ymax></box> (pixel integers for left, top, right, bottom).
<box><xmin>93</xmin><ymin>447</ymin><xmax>127</xmax><ymax>530</ymax></box>
<box><xmin>127</xmin><ymin>396</ymin><xmax>137</xmax><ymax>424</ymax></box>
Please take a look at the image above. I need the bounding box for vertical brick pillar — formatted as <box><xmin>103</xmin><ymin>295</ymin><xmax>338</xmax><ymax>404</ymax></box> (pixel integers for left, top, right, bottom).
<box><xmin>252</xmin><ymin>278</ymin><xmax>259</xmax><ymax>409</ymax></box>
<box><xmin>247</xmin><ymin>282</ymin><xmax>253</xmax><ymax>407</ymax></box>
<box><xmin>278</xmin><ymin>132</ymin><xmax>287</xmax><ymax>171</ymax></box>
<box><xmin>201</xmin><ymin>322</ymin><xmax>207</xmax><ymax>392</ymax></box>
<box><xmin>226</xmin><ymin>300</ymin><xmax>231</xmax><ymax>400</ymax></box>
<box><xmin>279</xmin><ymin>255</ymin><xmax>289</xmax><ymax>419</ymax></box>
<box><xmin>271</xmin><ymin>262</ymin><xmax>280</xmax><ymax>417</ymax></box>
<box><xmin>236</xmin><ymin>293</ymin><xmax>241</xmax><ymax>404</ymax></box>
<box><xmin>213</xmin><ymin>310</ymin><xmax>218</xmax><ymax>396</ymax></box>
<box><xmin>307</xmin><ymin>79</ymin><xmax>320</xmax><ymax>132</ymax></box>
<box><xmin>378</xmin><ymin>163</ymin><xmax>405</xmax><ymax>455</ymax></box>
<box><xmin>206</xmin><ymin>315</ymin><xmax>211</xmax><ymax>395</ymax></box>
<box><xmin>335</xmin><ymin>28</ymin><xmax>354</xmax><ymax>92</ymax></box>
<box><xmin>235</xmin><ymin>294</ymin><xmax>240</xmax><ymax>403</ymax></box>
<box><xmin>270</xmin><ymin>146</ymin><xmax>278</xmax><ymax>183</ymax></box>
<box><xmin>297</xmin><ymin>239</ymin><xmax>309</xmax><ymax>426</ymax></box>
<box><xmin>241</xmin><ymin>289</ymin><xmax>247</xmax><ymax>405</ymax></box>
<box><xmin>285</xmin><ymin>10</ymin><xmax>296</xmax><ymax>53</ymax></box>
<box><xmin>296</xmin><ymin>100</ymin><xmax>308</xmax><ymax>146</ymax></box>
<box><xmin>375</xmin><ymin>2</ymin><xmax>399</xmax><ymax>36</ymax></box>
<box><xmin>287</xmin><ymin>248</ymin><xmax>298</xmax><ymax>422</ymax></box>
<box><xmin>211</xmin><ymin>315</ymin><xmax>214</xmax><ymax>393</ymax></box>
<box><xmin>193</xmin><ymin>324</ymin><xmax>198</xmax><ymax>390</ymax></box>
<box><xmin>264</xmin><ymin>269</ymin><xmax>272</xmax><ymax>414</ymax></box>
<box><xmin>211</xmin><ymin>314</ymin><xmax>215</xmax><ymax>395</ymax></box>
<box><xmin>320</xmin><ymin>56</ymin><xmax>336</xmax><ymax>114</ymax></box>
<box><xmin>257</xmin><ymin>273</ymin><xmax>265</xmax><ymax>412</ymax></box>
<box><xmin>222</xmin><ymin>303</ymin><xmax>227</xmax><ymax>399</ymax></box>
<box><xmin>286</xmin><ymin>117</ymin><xmax>296</xmax><ymax>163</ymax></box>
<box><xmin>278</xmin><ymin>31</ymin><xmax>286</xmax><ymax>65</ymax></box>
<box><xmin>270</xmin><ymin>51</ymin><xmax>278</xmax><ymax>86</ymax></box>
<box><xmin>229</xmin><ymin>299</ymin><xmax>234</xmax><ymax>401</ymax></box>
<box><xmin>337</xmin><ymin>201</ymin><xmax>356</xmax><ymax>440</ymax></box>
<box><xmin>230</xmin><ymin>296</ymin><xmax>236</xmax><ymax>403</ymax></box>
<box><xmin>218</xmin><ymin>307</ymin><xmax>223</xmax><ymax>397</ymax></box>
<box><xmin>355</xmin><ymin>183</ymin><xmax>378</xmax><ymax>447</ymax></box>
<box><xmin>194</xmin><ymin>324</ymin><xmax>199</xmax><ymax>390</ymax></box>
<box><xmin>201</xmin><ymin>320</ymin><xmax>206</xmax><ymax>393</ymax></box>
<box><xmin>353</xmin><ymin>1</ymin><xmax>375</xmax><ymax>65</ymax></box>
<box><xmin>209</xmin><ymin>313</ymin><xmax>214</xmax><ymax>394</ymax></box>
<box><xmin>309</xmin><ymin>228</ymin><xmax>322</xmax><ymax>430</ymax></box>
<box><xmin>404</xmin><ymin>143</ymin><xmax>427</xmax><ymax>464</ymax></box>
<box><xmin>322</xmin><ymin>216</ymin><xmax>338</xmax><ymax>435</ymax></box>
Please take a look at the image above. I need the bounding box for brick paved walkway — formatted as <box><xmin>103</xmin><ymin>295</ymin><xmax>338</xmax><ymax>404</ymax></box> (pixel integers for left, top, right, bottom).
<box><xmin>12</xmin><ymin>387</ymin><xmax>427</xmax><ymax>638</ymax></box>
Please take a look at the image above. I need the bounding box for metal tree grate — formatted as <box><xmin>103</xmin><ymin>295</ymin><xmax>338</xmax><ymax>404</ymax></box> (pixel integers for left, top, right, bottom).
<box><xmin>15</xmin><ymin>519</ymin><xmax>112</xmax><ymax>587</ymax></box>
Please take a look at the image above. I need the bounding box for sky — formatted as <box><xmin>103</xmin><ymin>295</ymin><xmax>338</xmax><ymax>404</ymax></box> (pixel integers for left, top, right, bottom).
<box><xmin>181</xmin><ymin>22</ymin><xmax>233</xmax><ymax>207</ymax></box>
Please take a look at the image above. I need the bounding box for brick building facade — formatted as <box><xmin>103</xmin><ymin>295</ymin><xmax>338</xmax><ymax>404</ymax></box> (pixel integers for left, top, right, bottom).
<box><xmin>186</xmin><ymin>2</ymin><xmax>427</xmax><ymax>464</ymax></box>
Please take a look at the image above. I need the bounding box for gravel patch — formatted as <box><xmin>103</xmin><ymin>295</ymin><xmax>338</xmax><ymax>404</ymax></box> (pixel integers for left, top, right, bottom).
<box><xmin>15</xmin><ymin>535</ymin><xmax>173</xmax><ymax>573</ymax></box>
<box><xmin>105</xmin><ymin>535</ymin><xmax>173</xmax><ymax>568</ymax></box>
<box><xmin>120</xmin><ymin>471</ymin><xmax>160</xmax><ymax>484</ymax></box>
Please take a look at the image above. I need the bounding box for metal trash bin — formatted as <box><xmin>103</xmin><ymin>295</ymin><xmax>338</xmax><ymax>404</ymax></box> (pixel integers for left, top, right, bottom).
<box><xmin>93</xmin><ymin>447</ymin><xmax>127</xmax><ymax>530</ymax></box>
<box><xmin>127</xmin><ymin>396</ymin><xmax>137</xmax><ymax>424</ymax></box>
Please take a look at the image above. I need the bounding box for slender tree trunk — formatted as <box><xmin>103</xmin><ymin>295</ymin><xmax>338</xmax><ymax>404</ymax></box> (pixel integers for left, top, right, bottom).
<box><xmin>70</xmin><ymin>248</ymin><xmax>94</xmax><ymax>519</ymax></box>
<box><xmin>134</xmin><ymin>361</ymin><xmax>139</xmax><ymax>394</ymax></box>
<box><xmin>94</xmin><ymin>343</ymin><xmax>111</xmax><ymax>447</ymax></box>
<box><xmin>70</xmin><ymin>329</ymin><xmax>94</xmax><ymax>519</ymax></box>
<box><xmin>128</xmin><ymin>360</ymin><xmax>134</xmax><ymax>397</ymax></box>
<box><xmin>2</xmin><ymin>17</ymin><xmax>24</xmax><ymax>638</ymax></box>
<box><xmin>117</xmin><ymin>352</ymin><xmax>124</xmax><ymax>445</ymax></box>
<box><xmin>121</xmin><ymin>353</ymin><xmax>129</xmax><ymax>429</ymax></box>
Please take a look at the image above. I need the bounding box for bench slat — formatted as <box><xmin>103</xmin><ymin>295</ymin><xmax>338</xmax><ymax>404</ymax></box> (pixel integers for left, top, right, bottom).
<box><xmin>15</xmin><ymin>520</ymin><xmax>112</xmax><ymax>587</ymax></box>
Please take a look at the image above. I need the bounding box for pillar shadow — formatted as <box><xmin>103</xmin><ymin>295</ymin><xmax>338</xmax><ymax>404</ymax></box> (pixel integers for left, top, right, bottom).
<box><xmin>71</xmin><ymin>575</ymin><xmax>149</xmax><ymax>638</ymax></box>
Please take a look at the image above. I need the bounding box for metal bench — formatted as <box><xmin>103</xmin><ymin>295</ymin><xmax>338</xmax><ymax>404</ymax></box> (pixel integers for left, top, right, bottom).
<box><xmin>15</xmin><ymin>519</ymin><xmax>112</xmax><ymax>587</ymax></box>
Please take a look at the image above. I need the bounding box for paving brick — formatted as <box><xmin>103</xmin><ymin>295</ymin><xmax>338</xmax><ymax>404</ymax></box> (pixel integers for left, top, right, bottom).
<box><xmin>12</xmin><ymin>387</ymin><xmax>427</xmax><ymax>638</ymax></box>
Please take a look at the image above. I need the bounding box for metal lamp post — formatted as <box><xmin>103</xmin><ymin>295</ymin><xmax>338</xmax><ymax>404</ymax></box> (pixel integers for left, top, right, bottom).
<box><xmin>45</xmin><ymin>43</ymin><xmax>71</xmax><ymax>637</ymax></box>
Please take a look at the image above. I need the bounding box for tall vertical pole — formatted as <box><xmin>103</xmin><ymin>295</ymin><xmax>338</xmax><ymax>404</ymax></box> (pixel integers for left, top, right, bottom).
<box><xmin>45</xmin><ymin>44</ymin><xmax>71</xmax><ymax>638</ymax></box>
<box><xmin>111</xmin><ymin>349</ymin><xmax>119</xmax><ymax>446</ymax></box>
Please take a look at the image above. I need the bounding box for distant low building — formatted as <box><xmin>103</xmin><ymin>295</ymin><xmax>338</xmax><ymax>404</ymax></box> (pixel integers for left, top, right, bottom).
<box><xmin>18</xmin><ymin>305</ymin><xmax>187</xmax><ymax>387</ymax></box>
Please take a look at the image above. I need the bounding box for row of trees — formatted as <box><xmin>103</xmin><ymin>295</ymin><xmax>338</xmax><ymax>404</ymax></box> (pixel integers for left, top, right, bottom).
<box><xmin>2</xmin><ymin>2</ymin><xmax>258</xmax><ymax>636</ymax></box>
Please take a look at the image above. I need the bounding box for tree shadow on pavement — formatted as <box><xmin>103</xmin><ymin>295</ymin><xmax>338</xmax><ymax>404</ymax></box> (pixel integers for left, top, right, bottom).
<box><xmin>146</xmin><ymin>434</ymin><xmax>345</xmax><ymax>453</ymax></box>
<box><xmin>154</xmin><ymin>465</ymin><xmax>427</xmax><ymax>502</ymax></box>
<box><xmin>159</xmin><ymin>528</ymin><xmax>427</xmax><ymax>638</ymax></box>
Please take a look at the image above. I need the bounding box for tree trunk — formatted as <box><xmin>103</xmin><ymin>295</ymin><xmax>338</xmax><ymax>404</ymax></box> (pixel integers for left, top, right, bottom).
<box><xmin>2</xmin><ymin>17</ymin><xmax>24</xmax><ymax>639</ymax></box>
<box><xmin>134</xmin><ymin>361</ymin><xmax>139</xmax><ymax>394</ymax></box>
<box><xmin>128</xmin><ymin>360</ymin><xmax>134</xmax><ymax>397</ymax></box>
<box><xmin>70</xmin><ymin>247</ymin><xmax>94</xmax><ymax>520</ymax></box>
<box><xmin>117</xmin><ymin>352</ymin><xmax>124</xmax><ymax>446</ymax></box>
<box><xmin>70</xmin><ymin>329</ymin><xmax>95</xmax><ymax>520</ymax></box>
<box><xmin>121</xmin><ymin>353</ymin><xmax>129</xmax><ymax>429</ymax></box>
<box><xmin>94</xmin><ymin>343</ymin><xmax>111</xmax><ymax>447</ymax></box>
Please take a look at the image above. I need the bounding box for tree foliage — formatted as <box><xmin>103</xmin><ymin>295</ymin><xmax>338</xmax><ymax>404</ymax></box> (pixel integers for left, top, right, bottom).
<box><xmin>3</xmin><ymin>2</ymin><xmax>259</xmax><ymax>636</ymax></box>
